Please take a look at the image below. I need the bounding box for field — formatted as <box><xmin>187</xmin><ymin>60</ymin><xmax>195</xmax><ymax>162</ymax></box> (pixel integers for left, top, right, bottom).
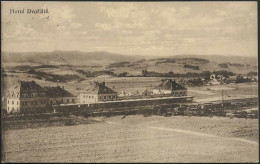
<box><xmin>2</xmin><ymin>115</ymin><xmax>258</xmax><ymax>163</ymax></box>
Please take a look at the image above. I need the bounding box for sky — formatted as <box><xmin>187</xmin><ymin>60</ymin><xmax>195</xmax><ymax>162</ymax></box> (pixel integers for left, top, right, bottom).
<box><xmin>1</xmin><ymin>1</ymin><xmax>257</xmax><ymax>57</ymax></box>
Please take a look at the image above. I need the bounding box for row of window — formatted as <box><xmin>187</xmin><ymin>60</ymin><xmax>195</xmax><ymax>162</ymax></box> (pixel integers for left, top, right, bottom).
<box><xmin>82</xmin><ymin>95</ymin><xmax>116</xmax><ymax>100</ymax></box>
<box><xmin>8</xmin><ymin>99</ymin><xmax>75</xmax><ymax>106</ymax></box>
<box><xmin>99</xmin><ymin>95</ymin><xmax>116</xmax><ymax>99</ymax></box>
<box><xmin>50</xmin><ymin>99</ymin><xmax>74</xmax><ymax>104</ymax></box>
<box><xmin>173</xmin><ymin>91</ymin><xmax>187</xmax><ymax>95</ymax></box>
<box><xmin>83</xmin><ymin>95</ymin><xmax>94</xmax><ymax>99</ymax></box>
<box><xmin>21</xmin><ymin>93</ymin><xmax>46</xmax><ymax>97</ymax></box>
<box><xmin>10</xmin><ymin>93</ymin><xmax>46</xmax><ymax>98</ymax></box>
<box><xmin>7</xmin><ymin>100</ymin><xmax>18</xmax><ymax>105</ymax></box>
<box><xmin>7</xmin><ymin>107</ymin><xmax>18</xmax><ymax>111</ymax></box>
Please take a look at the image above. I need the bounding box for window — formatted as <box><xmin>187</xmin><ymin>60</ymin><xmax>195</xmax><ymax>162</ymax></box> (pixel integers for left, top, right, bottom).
<box><xmin>11</xmin><ymin>93</ymin><xmax>14</xmax><ymax>97</ymax></box>
<box><xmin>89</xmin><ymin>96</ymin><xmax>91</xmax><ymax>98</ymax></box>
<box><xmin>104</xmin><ymin>96</ymin><xmax>106</xmax><ymax>99</ymax></box>
<box><xmin>12</xmin><ymin>101</ymin><xmax>14</xmax><ymax>104</ymax></box>
<box><xmin>12</xmin><ymin>107</ymin><xmax>14</xmax><ymax>111</ymax></box>
<box><xmin>67</xmin><ymin>99</ymin><xmax>69</xmax><ymax>103</ymax></box>
<box><xmin>8</xmin><ymin>107</ymin><xmax>9</xmax><ymax>110</ymax></box>
<box><xmin>83</xmin><ymin>95</ymin><xmax>85</xmax><ymax>98</ymax></box>
<box><xmin>99</xmin><ymin>96</ymin><xmax>102</xmax><ymax>99</ymax></box>
<box><xmin>92</xmin><ymin>96</ymin><xmax>94</xmax><ymax>99</ymax></box>
<box><xmin>72</xmin><ymin>99</ymin><xmax>74</xmax><ymax>102</ymax></box>
<box><xmin>109</xmin><ymin>96</ymin><xmax>111</xmax><ymax>99</ymax></box>
<box><xmin>56</xmin><ymin>100</ymin><xmax>59</xmax><ymax>103</ymax></box>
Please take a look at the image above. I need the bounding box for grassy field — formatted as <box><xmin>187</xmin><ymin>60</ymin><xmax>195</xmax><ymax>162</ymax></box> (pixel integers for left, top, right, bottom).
<box><xmin>2</xmin><ymin>115</ymin><xmax>258</xmax><ymax>163</ymax></box>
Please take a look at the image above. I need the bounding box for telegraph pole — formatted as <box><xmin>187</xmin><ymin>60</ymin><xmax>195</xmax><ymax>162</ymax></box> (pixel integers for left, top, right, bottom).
<box><xmin>222</xmin><ymin>90</ymin><xmax>224</xmax><ymax>106</ymax></box>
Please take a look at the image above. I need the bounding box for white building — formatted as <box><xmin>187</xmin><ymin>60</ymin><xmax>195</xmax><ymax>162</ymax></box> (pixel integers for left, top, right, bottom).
<box><xmin>79</xmin><ymin>82</ymin><xmax>117</xmax><ymax>104</ymax></box>
<box><xmin>5</xmin><ymin>81</ymin><xmax>76</xmax><ymax>114</ymax></box>
<box><xmin>6</xmin><ymin>81</ymin><xmax>48</xmax><ymax>114</ymax></box>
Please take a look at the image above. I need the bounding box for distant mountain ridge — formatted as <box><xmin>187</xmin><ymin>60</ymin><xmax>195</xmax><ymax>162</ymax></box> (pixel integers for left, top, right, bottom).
<box><xmin>2</xmin><ymin>51</ymin><xmax>257</xmax><ymax>75</ymax></box>
<box><xmin>1</xmin><ymin>51</ymin><xmax>146</xmax><ymax>67</ymax></box>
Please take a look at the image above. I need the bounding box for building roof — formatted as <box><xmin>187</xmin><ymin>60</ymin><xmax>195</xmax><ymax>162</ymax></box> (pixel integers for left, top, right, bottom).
<box><xmin>83</xmin><ymin>82</ymin><xmax>117</xmax><ymax>94</ymax></box>
<box><xmin>154</xmin><ymin>79</ymin><xmax>187</xmax><ymax>91</ymax></box>
<box><xmin>19</xmin><ymin>81</ymin><xmax>46</xmax><ymax>93</ymax></box>
<box><xmin>45</xmin><ymin>86</ymin><xmax>75</xmax><ymax>98</ymax></box>
<box><xmin>8</xmin><ymin>80</ymin><xmax>45</xmax><ymax>94</ymax></box>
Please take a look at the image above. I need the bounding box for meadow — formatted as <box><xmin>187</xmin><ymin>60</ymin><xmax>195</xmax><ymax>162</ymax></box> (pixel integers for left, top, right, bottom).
<box><xmin>2</xmin><ymin>115</ymin><xmax>258</xmax><ymax>162</ymax></box>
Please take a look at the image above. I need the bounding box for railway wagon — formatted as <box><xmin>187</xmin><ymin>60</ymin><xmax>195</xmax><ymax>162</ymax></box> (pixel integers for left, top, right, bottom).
<box><xmin>55</xmin><ymin>96</ymin><xmax>193</xmax><ymax>114</ymax></box>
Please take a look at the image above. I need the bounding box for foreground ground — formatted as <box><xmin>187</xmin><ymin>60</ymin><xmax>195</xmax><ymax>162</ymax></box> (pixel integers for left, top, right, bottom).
<box><xmin>2</xmin><ymin>115</ymin><xmax>258</xmax><ymax>162</ymax></box>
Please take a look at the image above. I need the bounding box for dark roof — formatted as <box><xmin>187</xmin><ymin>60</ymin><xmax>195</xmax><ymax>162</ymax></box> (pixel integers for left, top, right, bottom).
<box><xmin>45</xmin><ymin>86</ymin><xmax>75</xmax><ymax>98</ymax></box>
<box><xmin>83</xmin><ymin>82</ymin><xmax>117</xmax><ymax>94</ymax></box>
<box><xmin>154</xmin><ymin>79</ymin><xmax>187</xmax><ymax>91</ymax></box>
<box><xmin>19</xmin><ymin>81</ymin><xmax>45</xmax><ymax>93</ymax></box>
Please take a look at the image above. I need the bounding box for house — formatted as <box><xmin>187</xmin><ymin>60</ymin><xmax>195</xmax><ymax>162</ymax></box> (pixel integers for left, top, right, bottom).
<box><xmin>225</xmin><ymin>75</ymin><xmax>237</xmax><ymax>84</ymax></box>
<box><xmin>153</xmin><ymin>79</ymin><xmax>187</xmax><ymax>96</ymax></box>
<box><xmin>45</xmin><ymin>86</ymin><xmax>76</xmax><ymax>105</ymax></box>
<box><xmin>79</xmin><ymin>82</ymin><xmax>117</xmax><ymax>104</ymax></box>
<box><xmin>207</xmin><ymin>74</ymin><xmax>220</xmax><ymax>85</ymax></box>
<box><xmin>6</xmin><ymin>80</ymin><xmax>48</xmax><ymax>114</ymax></box>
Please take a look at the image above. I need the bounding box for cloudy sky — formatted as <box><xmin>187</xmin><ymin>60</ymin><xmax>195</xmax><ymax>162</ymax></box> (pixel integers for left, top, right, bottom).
<box><xmin>2</xmin><ymin>1</ymin><xmax>257</xmax><ymax>57</ymax></box>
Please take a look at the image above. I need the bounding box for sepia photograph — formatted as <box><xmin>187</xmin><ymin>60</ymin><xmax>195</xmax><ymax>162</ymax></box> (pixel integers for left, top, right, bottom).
<box><xmin>1</xmin><ymin>1</ymin><xmax>258</xmax><ymax>163</ymax></box>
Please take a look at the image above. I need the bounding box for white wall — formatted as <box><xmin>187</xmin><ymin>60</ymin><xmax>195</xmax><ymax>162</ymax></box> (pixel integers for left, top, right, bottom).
<box><xmin>6</xmin><ymin>98</ymin><xmax>20</xmax><ymax>113</ymax></box>
<box><xmin>79</xmin><ymin>93</ymin><xmax>117</xmax><ymax>104</ymax></box>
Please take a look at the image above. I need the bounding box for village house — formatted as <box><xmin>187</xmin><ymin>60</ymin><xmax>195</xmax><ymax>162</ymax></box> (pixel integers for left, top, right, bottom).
<box><xmin>45</xmin><ymin>86</ymin><xmax>76</xmax><ymax>105</ymax></box>
<box><xmin>6</xmin><ymin>81</ymin><xmax>48</xmax><ymax>114</ymax></box>
<box><xmin>79</xmin><ymin>82</ymin><xmax>117</xmax><ymax>104</ymax></box>
<box><xmin>206</xmin><ymin>74</ymin><xmax>221</xmax><ymax>85</ymax></box>
<box><xmin>153</xmin><ymin>79</ymin><xmax>187</xmax><ymax>96</ymax></box>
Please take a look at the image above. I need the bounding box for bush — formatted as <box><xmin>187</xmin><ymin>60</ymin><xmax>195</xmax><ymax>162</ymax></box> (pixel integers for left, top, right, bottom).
<box><xmin>64</xmin><ymin>119</ymin><xmax>77</xmax><ymax>126</ymax></box>
<box><xmin>184</xmin><ymin>64</ymin><xmax>199</xmax><ymax>70</ymax></box>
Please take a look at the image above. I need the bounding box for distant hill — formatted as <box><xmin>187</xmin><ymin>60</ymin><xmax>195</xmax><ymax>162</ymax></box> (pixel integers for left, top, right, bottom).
<box><xmin>1</xmin><ymin>51</ymin><xmax>145</xmax><ymax>67</ymax></box>
<box><xmin>174</xmin><ymin>54</ymin><xmax>257</xmax><ymax>65</ymax></box>
<box><xmin>2</xmin><ymin>51</ymin><xmax>257</xmax><ymax>76</ymax></box>
<box><xmin>106</xmin><ymin>55</ymin><xmax>257</xmax><ymax>75</ymax></box>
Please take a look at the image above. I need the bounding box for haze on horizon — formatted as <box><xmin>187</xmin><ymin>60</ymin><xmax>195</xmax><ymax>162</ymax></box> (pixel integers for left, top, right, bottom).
<box><xmin>2</xmin><ymin>2</ymin><xmax>257</xmax><ymax>57</ymax></box>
